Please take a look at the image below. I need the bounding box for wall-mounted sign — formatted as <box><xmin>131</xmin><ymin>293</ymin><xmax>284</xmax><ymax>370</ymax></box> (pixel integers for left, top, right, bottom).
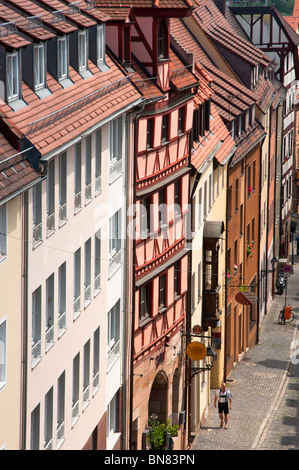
<box><xmin>192</xmin><ymin>325</ymin><xmax>202</xmax><ymax>334</ymax></box>
<box><xmin>186</xmin><ymin>342</ymin><xmax>207</xmax><ymax>361</ymax></box>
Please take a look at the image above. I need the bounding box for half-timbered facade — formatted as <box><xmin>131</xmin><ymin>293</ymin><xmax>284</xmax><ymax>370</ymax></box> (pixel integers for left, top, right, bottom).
<box><xmin>231</xmin><ymin>4</ymin><xmax>299</xmax><ymax>259</ymax></box>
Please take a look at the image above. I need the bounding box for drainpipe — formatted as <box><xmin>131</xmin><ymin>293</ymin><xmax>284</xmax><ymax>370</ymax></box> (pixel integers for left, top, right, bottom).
<box><xmin>124</xmin><ymin>100</ymin><xmax>145</xmax><ymax>451</ymax></box>
<box><xmin>20</xmin><ymin>190</ymin><xmax>28</xmax><ymax>449</ymax></box>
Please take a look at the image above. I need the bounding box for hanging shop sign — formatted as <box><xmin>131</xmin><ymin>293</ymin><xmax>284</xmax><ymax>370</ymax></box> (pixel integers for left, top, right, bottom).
<box><xmin>235</xmin><ymin>290</ymin><xmax>257</xmax><ymax>305</ymax></box>
<box><xmin>186</xmin><ymin>341</ymin><xmax>207</xmax><ymax>361</ymax></box>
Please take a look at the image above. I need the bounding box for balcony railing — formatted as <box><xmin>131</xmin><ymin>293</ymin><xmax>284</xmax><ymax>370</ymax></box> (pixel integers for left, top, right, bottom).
<box><xmin>47</xmin><ymin>212</ymin><xmax>55</xmax><ymax>235</ymax></box>
<box><xmin>82</xmin><ymin>385</ymin><xmax>90</xmax><ymax>410</ymax></box>
<box><xmin>108</xmin><ymin>249</ymin><xmax>121</xmax><ymax>278</ymax></box>
<box><xmin>92</xmin><ymin>371</ymin><xmax>100</xmax><ymax>396</ymax></box>
<box><xmin>44</xmin><ymin>438</ymin><xmax>53</xmax><ymax>451</ymax></box>
<box><xmin>59</xmin><ymin>203</ymin><xmax>67</xmax><ymax>225</ymax></box>
<box><xmin>74</xmin><ymin>192</ymin><xmax>81</xmax><ymax>213</ymax></box>
<box><xmin>45</xmin><ymin>324</ymin><xmax>54</xmax><ymax>351</ymax></box>
<box><xmin>85</xmin><ymin>183</ymin><xmax>92</xmax><ymax>203</ymax></box>
<box><xmin>95</xmin><ymin>175</ymin><xmax>101</xmax><ymax>195</ymax></box>
<box><xmin>32</xmin><ymin>339</ymin><xmax>41</xmax><ymax>367</ymax></box>
<box><xmin>73</xmin><ymin>296</ymin><xmax>81</xmax><ymax>320</ymax></box>
<box><xmin>33</xmin><ymin>222</ymin><xmax>42</xmax><ymax>247</ymax></box>
<box><xmin>84</xmin><ymin>284</ymin><xmax>91</xmax><ymax>307</ymax></box>
<box><xmin>107</xmin><ymin>339</ymin><xmax>120</xmax><ymax>370</ymax></box>
<box><xmin>58</xmin><ymin>311</ymin><xmax>66</xmax><ymax>337</ymax></box>
<box><xmin>56</xmin><ymin>422</ymin><xmax>65</xmax><ymax>449</ymax></box>
<box><xmin>71</xmin><ymin>400</ymin><xmax>79</xmax><ymax>426</ymax></box>
<box><xmin>109</xmin><ymin>158</ymin><xmax>122</xmax><ymax>183</ymax></box>
<box><xmin>94</xmin><ymin>273</ymin><xmax>101</xmax><ymax>295</ymax></box>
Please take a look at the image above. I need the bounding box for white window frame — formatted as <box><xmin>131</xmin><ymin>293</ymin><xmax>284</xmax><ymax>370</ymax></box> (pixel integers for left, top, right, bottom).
<box><xmin>58</xmin><ymin>36</ymin><xmax>68</xmax><ymax>81</ymax></box>
<box><xmin>97</xmin><ymin>24</ymin><xmax>105</xmax><ymax>66</ymax></box>
<box><xmin>78</xmin><ymin>30</ymin><xmax>88</xmax><ymax>72</ymax></box>
<box><xmin>34</xmin><ymin>43</ymin><xmax>45</xmax><ymax>90</ymax></box>
<box><xmin>0</xmin><ymin>317</ymin><xmax>7</xmax><ymax>390</ymax></box>
<box><xmin>6</xmin><ymin>51</ymin><xmax>19</xmax><ymax>101</ymax></box>
<box><xmin>0</xmin><ymin>204</ymin><xmax>7</xmax><ymax>259</ymax></box>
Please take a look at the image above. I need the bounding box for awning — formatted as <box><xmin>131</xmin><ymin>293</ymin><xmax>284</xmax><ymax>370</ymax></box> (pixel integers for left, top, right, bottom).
<box><xmin>203</xmin><ymin>221</ymin><xmax>225</xmax><ymax>239</ymax></box>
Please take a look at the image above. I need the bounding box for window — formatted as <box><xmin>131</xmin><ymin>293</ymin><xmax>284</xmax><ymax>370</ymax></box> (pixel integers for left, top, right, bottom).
<box><xmin>158</xmin><ymin>21</ymin><xmax>168</xmax><ymax>59</ymax></box>
<box><xmin>85</xmin><ymin>136</ymin><xmax>92</xmax><ymax>203</ymax></box>
<box><xmin>93</xmin><ymin>327</ymin><xmax>100</xmax><ymax>394</ymax></box>
<box><xmin>97</xmin><ymin>24</ymin><xmax>105</xmax><ymax>65</ymax></box>
<box><xmin>46</xmin><ymin>274</ymin><xmax>54</xmax><ymax>351</ymax></box>
<box><xmin>34</xmin><ymin>43</ymin><xmax>45</xmax><ymax>90</ymax></box>
<box><xmin>0</xmin><ymin>204</ymin><xmax>7</xmax><ymax>258</ymax></box>
<box><xmin>59</xmin><ymin>152</ymin><xmax>67</xmax><ymax>225</ymax></box>
<box><xmin>57</xmin><ymin>371</ymin><xmax>65</xmax><ymax>449</ymax></box>
<box><xmin>44</xmin><ymin>387</ymin><xmax>53</xmax><ymax>450</ymax></box>
<box><xmin>58</xmin><ymin>36</ymin><xmax>68</xmax><ymax>81</ymax></box>
<box><xmin>32</xmin><ymin>286</ymin><xmax>42</xmax><ymax>366</ymax></box>
<box><xmin>109</xmin><ymin>210</ymin><xmax>121</xmax><ymax>259</ymax></box>
<box><xmin>140</xmin><ymin>198</ymin><xmax>151</xmax><ymax>237</ymax></box>
<box><xmin>204</xmin><ymin>249</ymin><xmax>213</xmax><ymax>290</ymax></box>
<box><xmin>47</xmin><ymin>159</ymin><xmax>55</xmax><ymax>235</ymax></box>
<box><xmin>33</xmin><ymin>182</ymin><xmax>42</xmax><ymax>246</ymax></box>
<box><xmin>95</xmin><ymin>129</ymin><xmax>102</xmax><ymax>194</ymax></box>
<box><xmin>147</xmin><ymin>118</ymin><xmax>154</xmax><ymax>149</ymax></box>
<box><xmin>6</xmin><ymin>51</ymin><xmax>19</xmax><ymax>101</ymax></box>
<box><xmin>174</xmin><ymin>180</ymin><xmax>181</xmax><ymax>216</ymax></box>
<box><xmin>139</xmin><ymin>284</ymin><xmax>150</xmax><ymax>323</ymax></box>
<box><xmin>30</xmin><ymin>404</ymin><xmax>40</xmax><ymax>450</ymax></box>
<box><xmin>84</xmin><ymin>238</ymin><xmax>91</xmax><ymax>307</ymax></box>
<box><xmin>78</xmin><ymin>30</ymin><xmax>88</xmax><ymax>72</ymax></box>
<box><xmin>72</xmin><ymin>353</ymin><xmax>80</xmax><ymax>425</ymax></box>
<box><xmin>235</xmin><ymin>179</ymin><xmax>239</xmax><ymax>212</ymax></box>
<box><xmin>58</xmin><ymin>262</ymin><xmax>66</xmax><ymax>336</ymax></box>
<box><xmin>0</xmin><ymin>318</ymin><xmax>7</xmax><ymax>389</ymax></box>
<box><xmin>174</xmin><ymin>262</ymin><xmax>180</xmax><ymax>298</ymax></box>
<box><xmin>159</xmin><ymin>188</ymin><xmax>167</xmax><ymax>228</ymax></box>
<box><xmin>109</xmin><ymin>117</ymin><xmax>123</xmax><ymax>181</ymax></box>
<box><xmin>161</xmin><ymin>114</ymin><xmax>169</xmax><ymax>143</ymax></box>
<box><xmin>107</xmin><ymin>392</ymin><xmax>118</xmax><ymax>439</ymax></box>
<box><xmin>159</xmin><ymin>274</ymin><xmax>166</xmax><ymax>311</ymax></box>
<box><xmin>107</xmin><ymin>300</ymin><xmax>120</xmax><ymax>353</ymax></box>
<box><xmin>197</xmin><ymin>262</ymin><xmax>201</xmax><ymax>302</ymax></box>
<box><xmin>83</xmin><ymin>340</ymin><xmax>90</xmax><ymax>409</ymax></box>
<box><xmin>73</xmin><ymin>248</ymin><xmax>81</xmax><ymax>319</ymax></box>
<box><xmin>74</xmin><ymin>143</ymin><xmax>82</xmax><ymax>212</ymax></box>
<box><xmin>178</xmin><ymin>107</ymin><xmax>184</xmax><ymax>134</ymax></box>
<box><xmin>94</xmin><ymin>230</ymin><xmax>101</xmax><ymax>295</ymax></box>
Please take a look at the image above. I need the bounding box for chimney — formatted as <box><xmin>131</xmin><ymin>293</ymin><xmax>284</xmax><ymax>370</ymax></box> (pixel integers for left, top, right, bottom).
<box><xmin>214</xmin><ymin>0</ymin><xmax>226</xmax><ymax>15</ymax></box>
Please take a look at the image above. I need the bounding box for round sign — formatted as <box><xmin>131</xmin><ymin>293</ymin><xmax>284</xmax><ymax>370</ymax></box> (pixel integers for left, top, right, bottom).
<box><xmin>192</xmin><ymin>325</ymin><xmax>202</xmax><ymax>334</ymax></box>
<box><xmin>283</xmin><ymin>264</ymin><xmax>291</xmax><ymax>273</ymax></box>
<box><xmin>186</xmin><ymin>342</ymin><xmax>207</xmax><ymax>361</ymax></box>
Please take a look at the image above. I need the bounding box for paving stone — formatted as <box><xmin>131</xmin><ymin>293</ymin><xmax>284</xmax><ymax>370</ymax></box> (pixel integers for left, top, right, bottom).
<box><xmin>191</xmin><ymin>255</ymin><xmax>299</xmax><ymax>451</ymax></box>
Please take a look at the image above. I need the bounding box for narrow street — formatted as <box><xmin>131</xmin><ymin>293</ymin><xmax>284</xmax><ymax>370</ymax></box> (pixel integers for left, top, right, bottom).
<box><xmin>191</xmin><ymin>255</ymin><xmax>299</xmax><ymax>451</ymax></box>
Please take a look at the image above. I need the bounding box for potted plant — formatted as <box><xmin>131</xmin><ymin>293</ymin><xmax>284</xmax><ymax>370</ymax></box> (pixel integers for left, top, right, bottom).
<box><xmin>147</xmin><ymin>418</ymin><xmax>179</xmax><ymax>450</ymax></box>
<box><xmin>248</xmin><ymin>186</ymin><xmax>252</xmax><ymax>196</ymax></box>
<box><xmin>247</xmin><ymin>240</ymin><xmax>255</xmax><ymax>258</ymax></box>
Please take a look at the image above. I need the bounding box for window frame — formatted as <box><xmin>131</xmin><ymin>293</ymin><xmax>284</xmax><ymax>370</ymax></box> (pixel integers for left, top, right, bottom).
<box><xmin>78</xmin><ymin>29</ymin><xmax>88</xmax><ymax>73</ymax></box>
<box><xmin>34</xmin><ymin>43</ymin><xmax>46</xmax><ymax>91</ymax></box>
<box><xmin>57</xmin><ymin>36</ymin><xmax>69</xmax><ymax>81</ymax></box>
<box><xmin>6</xmin><ymin>51</ymin><xmax>19</xmax><ymax>101</ymax></box>
<box><xmin>0</xmin><ymin>204</ymin><xmax>7</xmax><ymax>258</ymax></box>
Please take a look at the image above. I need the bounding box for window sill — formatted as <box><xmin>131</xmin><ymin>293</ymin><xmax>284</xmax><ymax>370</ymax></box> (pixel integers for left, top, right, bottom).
<box><xmin>0</xmin><ymin>255</ymin><xmax>8</xmax><ymax>265</ymax></box>
<box><xmin>33</xmin><ymin>240</ymin><xmax>43</xmax><ymax>250</ymax></box>
<box><xmin>59</xmin><ymin>219</ymin><xmax>68</xmax><ymax>229</ymax></box>
<box><xmin>8</xmin><ymin>98</ymin><xmax>27</xmax><ymax>112</ymax></box>
<box><xmin>35</xmin><ymin>87</ymin><xmax>52</xmax><ymax>99</ymax></box>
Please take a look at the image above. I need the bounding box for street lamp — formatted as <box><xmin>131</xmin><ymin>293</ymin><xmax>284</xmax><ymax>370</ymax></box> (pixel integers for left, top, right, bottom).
<box><xmin>191</xmin><ymin>345</ymin><xmax>217</xmax><ymax>377</ymax></box>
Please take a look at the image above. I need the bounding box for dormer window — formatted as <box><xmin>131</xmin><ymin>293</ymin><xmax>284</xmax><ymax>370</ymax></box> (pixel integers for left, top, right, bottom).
<box><xmin>6</xmin><ymin>51</ymin><xmax>19</xmax><ymax>101</ymax></box>
<box><xmin>78</xmin><ymin>30</ymin><xmax>88</xmax><ymax>72</ymax></box>
<box><xmin>34</xmin><ymin>43</ymin><xmax>45</xmax><ymax>91</ymax></box>
<box><xmin>58</xmin><ymin>36</ymin><xmax>68</xmax><ymax>81</ymax></box>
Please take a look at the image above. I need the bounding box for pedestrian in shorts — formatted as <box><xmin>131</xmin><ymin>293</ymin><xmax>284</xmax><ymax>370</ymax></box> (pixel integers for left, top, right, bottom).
<box><xmin>214</xmin><ymin>382</ymin><xmax>232</xmax><ymax>429</ymax></box>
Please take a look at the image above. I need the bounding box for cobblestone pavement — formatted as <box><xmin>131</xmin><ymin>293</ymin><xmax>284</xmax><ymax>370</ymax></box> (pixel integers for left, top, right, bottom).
<box><xmin>191</xmin><ymin>256</ymin><xmax>299</xmax><ymax>451</ymax></box>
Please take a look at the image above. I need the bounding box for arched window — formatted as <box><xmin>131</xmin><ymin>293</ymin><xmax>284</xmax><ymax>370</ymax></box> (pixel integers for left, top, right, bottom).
<box><xmin>158</xmin><ymin>21</ymin><xmax>168</xmax><ymax>59</ymax></box>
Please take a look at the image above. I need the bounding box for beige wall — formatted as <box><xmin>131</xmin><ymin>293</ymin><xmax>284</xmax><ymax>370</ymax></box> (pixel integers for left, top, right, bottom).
<box><xmin>0</xmin><ymin>196</ymin><xmax>22</xmax><ymax>449</ymax></box>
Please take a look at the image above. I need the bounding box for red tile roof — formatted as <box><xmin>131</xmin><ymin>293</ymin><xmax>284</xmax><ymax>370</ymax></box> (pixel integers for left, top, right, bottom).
<box><xmin>0</xmin><ymin>1</ymin><xmax>56</xmax><ymax>41</ymax></box>
<box><xmin>191</xmin><ymin>102</ymin><xmax>235</xmax><ymax>170</ymax></box>
<box><xmin>36</xmin><ymin>0</ymin><xmax>97</xmax><ymax>28</ymax></box>
<box><xmin>192</xmin><ymin>0</ymin><xmax>271</xmax><ymax>68</ymax></box>
<box><xmin>170</xmin><ymin>17</ymin><xmax>256</xmax><ymax>123</ymax></box>
<box><xmin>0</xmin><ymin>52</ymin><xmax>142</xmax><ymax>157</ymax></box>
<box><xmin>169</xmin><ymin>49</ymin><xmax>198</xmax><ymax>92</ymax></box>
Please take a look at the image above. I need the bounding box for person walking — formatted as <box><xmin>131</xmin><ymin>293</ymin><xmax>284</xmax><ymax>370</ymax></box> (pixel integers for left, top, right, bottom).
<box><xmin>214</xmin><ymin>382</ymin><xmax>232</xmax><ymax>429</ymax></box>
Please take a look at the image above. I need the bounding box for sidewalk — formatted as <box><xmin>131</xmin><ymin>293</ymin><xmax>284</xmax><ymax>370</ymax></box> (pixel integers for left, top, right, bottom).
<box><xmin>191</xmin><ymin>256</ymin><xmax>299</xmax><ymax>451</ymax></box>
